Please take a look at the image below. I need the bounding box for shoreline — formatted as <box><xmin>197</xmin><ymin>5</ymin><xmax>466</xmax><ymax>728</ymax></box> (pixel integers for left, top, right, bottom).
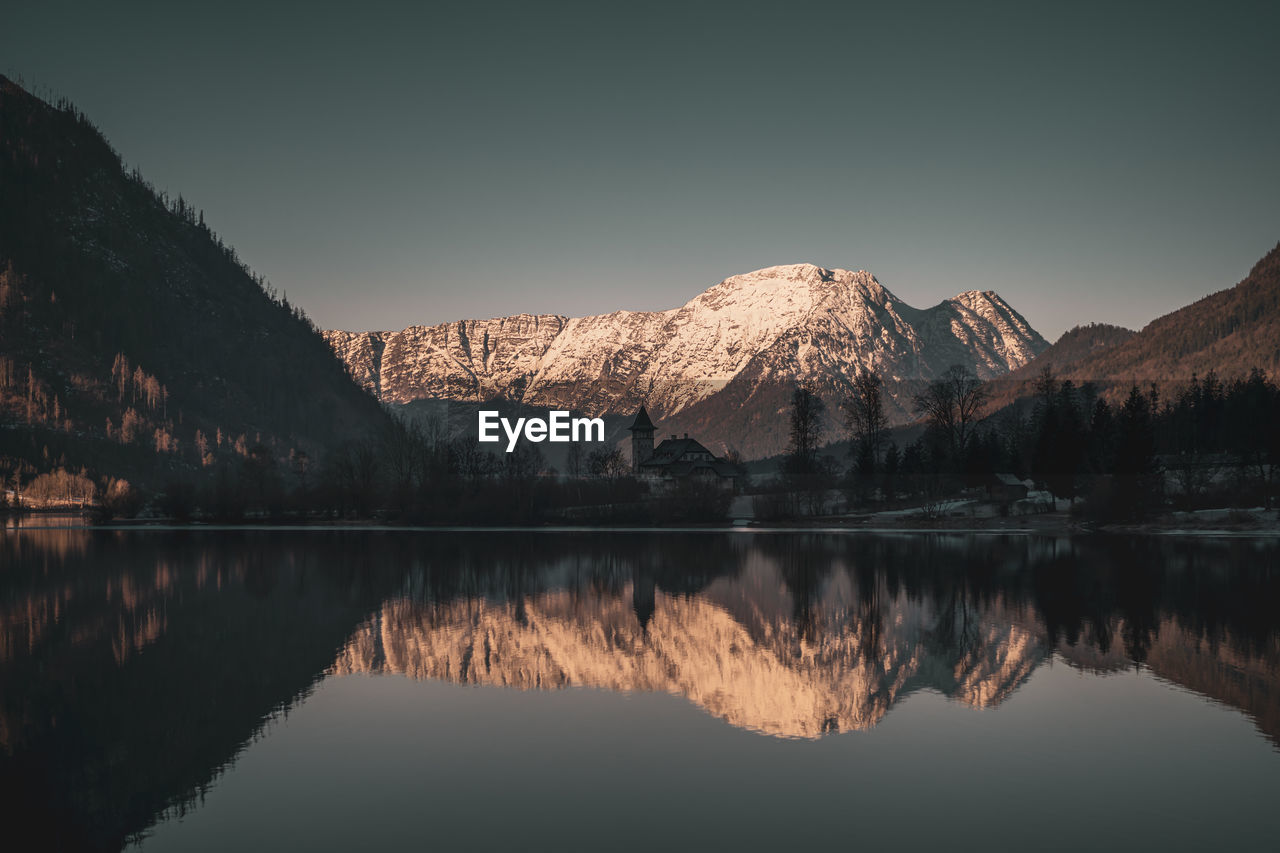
<box><xmin>5</xmin><ymin>510</ymin><xmax>1279</xmax><ymax>537</ymax></box>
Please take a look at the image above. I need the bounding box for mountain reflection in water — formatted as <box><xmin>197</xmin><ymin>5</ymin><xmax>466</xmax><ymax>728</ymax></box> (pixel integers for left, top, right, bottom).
<box><xmin>327</xmin><ymin>534</ymin><xmax>1280</xmax><ymax>742</ymax></box>
<box><xmin>333</xmin><ymin>568</ymin><xmax>1045</xmax><ymax>738</ymax></box>
<box><xmin>0</xmin><ymin>530</ymin><xmax>1277</xmax><ymax>850</ymax></box>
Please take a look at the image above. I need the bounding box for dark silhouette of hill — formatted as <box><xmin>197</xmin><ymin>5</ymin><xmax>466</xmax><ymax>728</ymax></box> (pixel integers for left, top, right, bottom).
<box><xmin>1022</xmin><ymin>323</ymin><xmax>1137</xmax><ymax>373</ymax></box>
<box><xmin>981</xmin><ymin>242</ymin><xmax>1279</xmax><ymax>417</ymax></box>
<box><xmin>1060</xmin><ymin>241</ymin><xmax>1280</xmax><ymax>383</ymax></box>
<box><xmin>0</xmin><ymin>75</ymin><xmax>389</xmax><ymax>491</ymax></box>
<box><xmin>981</xmin><ymin>323</ymin><xmax>1136</xmax><ymax>410</ymax></box>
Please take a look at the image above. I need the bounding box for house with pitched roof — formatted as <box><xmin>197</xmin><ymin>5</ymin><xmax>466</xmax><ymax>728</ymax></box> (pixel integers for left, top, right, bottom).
<box><xmin>627</xmin><ymin>406</ymin><xmax>741</xmax><ymax>490</ymax></box>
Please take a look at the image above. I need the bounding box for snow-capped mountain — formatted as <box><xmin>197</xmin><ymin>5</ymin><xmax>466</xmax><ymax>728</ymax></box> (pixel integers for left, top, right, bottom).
<box><xmin>326</xmin><ymin>264</ymin><xmax>1047</xmax><ymax>455</ymax></box>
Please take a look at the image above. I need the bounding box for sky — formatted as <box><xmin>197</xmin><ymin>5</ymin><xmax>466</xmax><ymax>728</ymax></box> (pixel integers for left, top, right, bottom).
<box><xmin>4</xmin><ymin>0</ymin><xmax>1278</xmax><ymax>340</ymax></box>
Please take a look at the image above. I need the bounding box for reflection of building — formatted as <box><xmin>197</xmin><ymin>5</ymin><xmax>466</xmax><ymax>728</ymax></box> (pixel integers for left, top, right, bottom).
<box><xmin>627</xmin><ymin>406</ymin><xmax>741</xmax><ymax>489</ymax></box>
<box><xmin>632</xmin><ymin>569</ymin><xmax>655</xmax><ymax>630</ymax></box>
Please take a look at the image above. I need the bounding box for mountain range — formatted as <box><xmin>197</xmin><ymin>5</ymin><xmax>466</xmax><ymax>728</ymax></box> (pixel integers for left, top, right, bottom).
<box><xmin>327</xmin><ymin>265</ymin><xmax>1050</xmax><ymax>457</ymax></box>
<box><xmin>329</xmin><ymin>239</ymin><xmax>1280</xmax><ymax>459</ymax></box>
<box><xmin>3</xmin><ymin>71</ymin><xmax>1277</xmax><ymax>477</ymax></box>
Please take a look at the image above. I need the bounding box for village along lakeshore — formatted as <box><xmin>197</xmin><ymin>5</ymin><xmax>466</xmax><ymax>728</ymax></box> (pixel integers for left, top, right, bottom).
<box><xmin>5</xmin><ymin>363</ymin><xmax>1278</xmax><ymax>532</ymax></box>
<box><xmin>2</xmin><ymin>76</ymin><xmax>1278</xmax><ymax>533</ymax></box>
<box><xmin>3</xmin><ymin>5</ymin><xmax>1280</xmax><ymax>850</ymax></box>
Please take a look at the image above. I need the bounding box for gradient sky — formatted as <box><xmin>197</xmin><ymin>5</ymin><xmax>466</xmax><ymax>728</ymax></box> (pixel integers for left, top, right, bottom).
<box><xmin>4</xmin><ymin>1</ymin><xmax>1278</xmax><ymax>339</ymax></box>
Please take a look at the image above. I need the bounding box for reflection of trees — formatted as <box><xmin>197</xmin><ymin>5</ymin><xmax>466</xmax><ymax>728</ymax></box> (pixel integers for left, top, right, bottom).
<box><xmin>0</xmin><ymin>530</ymin><xmax>1276</xmax><ymax>851</ymax></box>
<box><xmin>0</xmin><ymin>533</ymin><xmax>405</xmax><ymax>852</ymax></box>
<box><xmin>340</xmin><ymin>533</ymin><xmax>1280</xmax><ymax>743</ymax></box>
<box><xmin>851</xmin><ymin>560</ymin><xmax>884</xmax><ymax>671</ymax></box>
<box><xmin>771</xmin><ymin>536</ymin><xmax>829</xmax><ymax>645</ymax></box>
<box><xmin>717</xmin><ymin>533</ymin><xmax>1280</xmax><ymax>739</ymax></box>
<box><xmin>927</xmin><ymin>586</ymin><xmax>982</xmax><ymax>660</ymax></box>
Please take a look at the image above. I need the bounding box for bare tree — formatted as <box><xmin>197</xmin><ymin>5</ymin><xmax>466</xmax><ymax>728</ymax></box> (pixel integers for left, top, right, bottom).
<box><xmin>565</xmin><ymin>440</ymin><xmax>585</xmax><ymax>480</ymax></box>
<box><xmin>913</xmin><ymin>365</ymin><xmax>990</xmax><ymax>458</ymax></box>
<box><xmin>453</xmin><ymin>437</ymin><xmax>494</xmax><ymax>481</ymax></box>
<box><xmin>784</xmin><ymin>386</ymin><xmax>826</xmax><ymax>476</ymax></box>
<box><xmin>846</xmin><ymin>370</ymin><xmax>888</xmax><ymax>464</ymax></box>
<box><xmin>380</xmin><ymin>419</ymin><xmax>420</xmax><ymax>496</ymax></box>
<box><xmin>587</xmin><ymin>446</ymin><xmax>628</xmax><ymax>480</ymax></box>
<box><xmin>504</xmin><ymin>443</ymin><xmax>545</xmax><ymax>482</ymax></box>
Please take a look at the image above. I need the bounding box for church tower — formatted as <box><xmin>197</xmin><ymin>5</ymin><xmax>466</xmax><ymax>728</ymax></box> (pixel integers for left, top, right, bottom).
<box><xmin>628</xmin><ymin>406</ymin><xmax>655</xmax><ymax>473</ymax></box>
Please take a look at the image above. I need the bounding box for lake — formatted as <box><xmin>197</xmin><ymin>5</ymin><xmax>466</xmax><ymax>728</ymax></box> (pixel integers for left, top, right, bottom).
<box><xmin>2</xmin><ymin>527</ymin><xmax>1278</xmax><ymax>851</ymax></box>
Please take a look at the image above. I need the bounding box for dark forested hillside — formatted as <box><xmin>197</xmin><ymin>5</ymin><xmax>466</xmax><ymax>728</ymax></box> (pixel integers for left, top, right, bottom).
<box><xmin>1063</xmin><ymin>243</ymin><xmax>1280</xmax><ymax>383</ymax></box>
<box><xmin>0</xmin><ymin>75</ymin><xmax>389</xmax><ymax>499</ymax></box>
<box><xmin>1019</xmin><ymin>323</ymin><xmax>1137</xmax><ymax>373</ymax></box>
<box><xmin>981</xmin><ymin>243</ymin><xmax>1279</xmax><ymax>417</ymax></box>
<box><xmin>981</xmin><ymin>323</ymin><xmax>1136</xmax><ymax>410</ymax></box>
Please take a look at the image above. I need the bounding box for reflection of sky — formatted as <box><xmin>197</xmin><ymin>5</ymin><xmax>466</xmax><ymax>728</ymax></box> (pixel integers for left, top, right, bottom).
<box><xmin>4</xmin><ymin>3</ymin><xmax>1279</xmax><ymax>339</ymax></box>
<box><xmin>5</xmin><ymin>529</ymin><xmax>1280</xmax><ymax>850</ymax></box>
<box><xmin>139</xmin><ymin>665</ymin><xmax>1280</xmax><ymax>852</ymax></box>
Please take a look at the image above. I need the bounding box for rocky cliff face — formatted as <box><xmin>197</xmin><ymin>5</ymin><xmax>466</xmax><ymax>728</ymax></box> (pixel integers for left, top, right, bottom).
<box><xmin>325</xmin><ymin>265</ymin><xmax>1048</xmax><ymax>444</ymax></box>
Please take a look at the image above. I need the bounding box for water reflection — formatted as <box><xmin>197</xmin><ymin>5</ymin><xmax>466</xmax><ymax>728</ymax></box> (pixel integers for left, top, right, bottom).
<box><xmin>332</xmin><ymin>569</ymin><xmax>1047</xmax><ymax>738</ymax></box>
<box><xmin>325</xmin><ymin>535</ymin><xmax>1280</xmax><ymax>742</ymax></box>
<box><xmin>0</xmin><ymin>530</ymin><xmax>1277</xmax><ymax>850</ymax></box>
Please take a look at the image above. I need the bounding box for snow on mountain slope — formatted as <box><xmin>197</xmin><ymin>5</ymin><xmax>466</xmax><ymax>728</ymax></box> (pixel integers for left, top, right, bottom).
<box><xmin>324</xmin><ymin>264</ymin><xmax>1048</xmax><ymax>432</ymax></box>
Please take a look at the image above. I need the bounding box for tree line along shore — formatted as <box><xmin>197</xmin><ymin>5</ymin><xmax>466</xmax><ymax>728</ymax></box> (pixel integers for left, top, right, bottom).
<box><xmin>4</xmin><ymin>363</ymin><xmax>1277</xmax><ymax>529</ymax></box>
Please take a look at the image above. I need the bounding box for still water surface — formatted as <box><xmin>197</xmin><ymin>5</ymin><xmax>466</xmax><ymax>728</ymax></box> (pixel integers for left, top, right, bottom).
<box><xmin>2</xmin><ymin>528</ymin><xmax>1278</xmax><ymax>851</ymax></box>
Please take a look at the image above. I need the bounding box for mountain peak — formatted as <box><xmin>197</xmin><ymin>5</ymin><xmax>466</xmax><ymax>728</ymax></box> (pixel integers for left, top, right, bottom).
<box><xmin>702</xmin><ymin>265</ymin><xmax>892</xmax><ymax>316</ymax></box>
<box><xmin>723</xmin><ymin>263</ymin><xmax>877</xmax><ymax>287</ymax></box>
<box><xmin>949</xmin><ymin>289</ymin><xmax>1008</xmax><ymax>307</ymax></box>
<box><xmin>325</xmin><ymin>264</ymin><xmax>1049</xmax><ymax>457</ymax></box>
